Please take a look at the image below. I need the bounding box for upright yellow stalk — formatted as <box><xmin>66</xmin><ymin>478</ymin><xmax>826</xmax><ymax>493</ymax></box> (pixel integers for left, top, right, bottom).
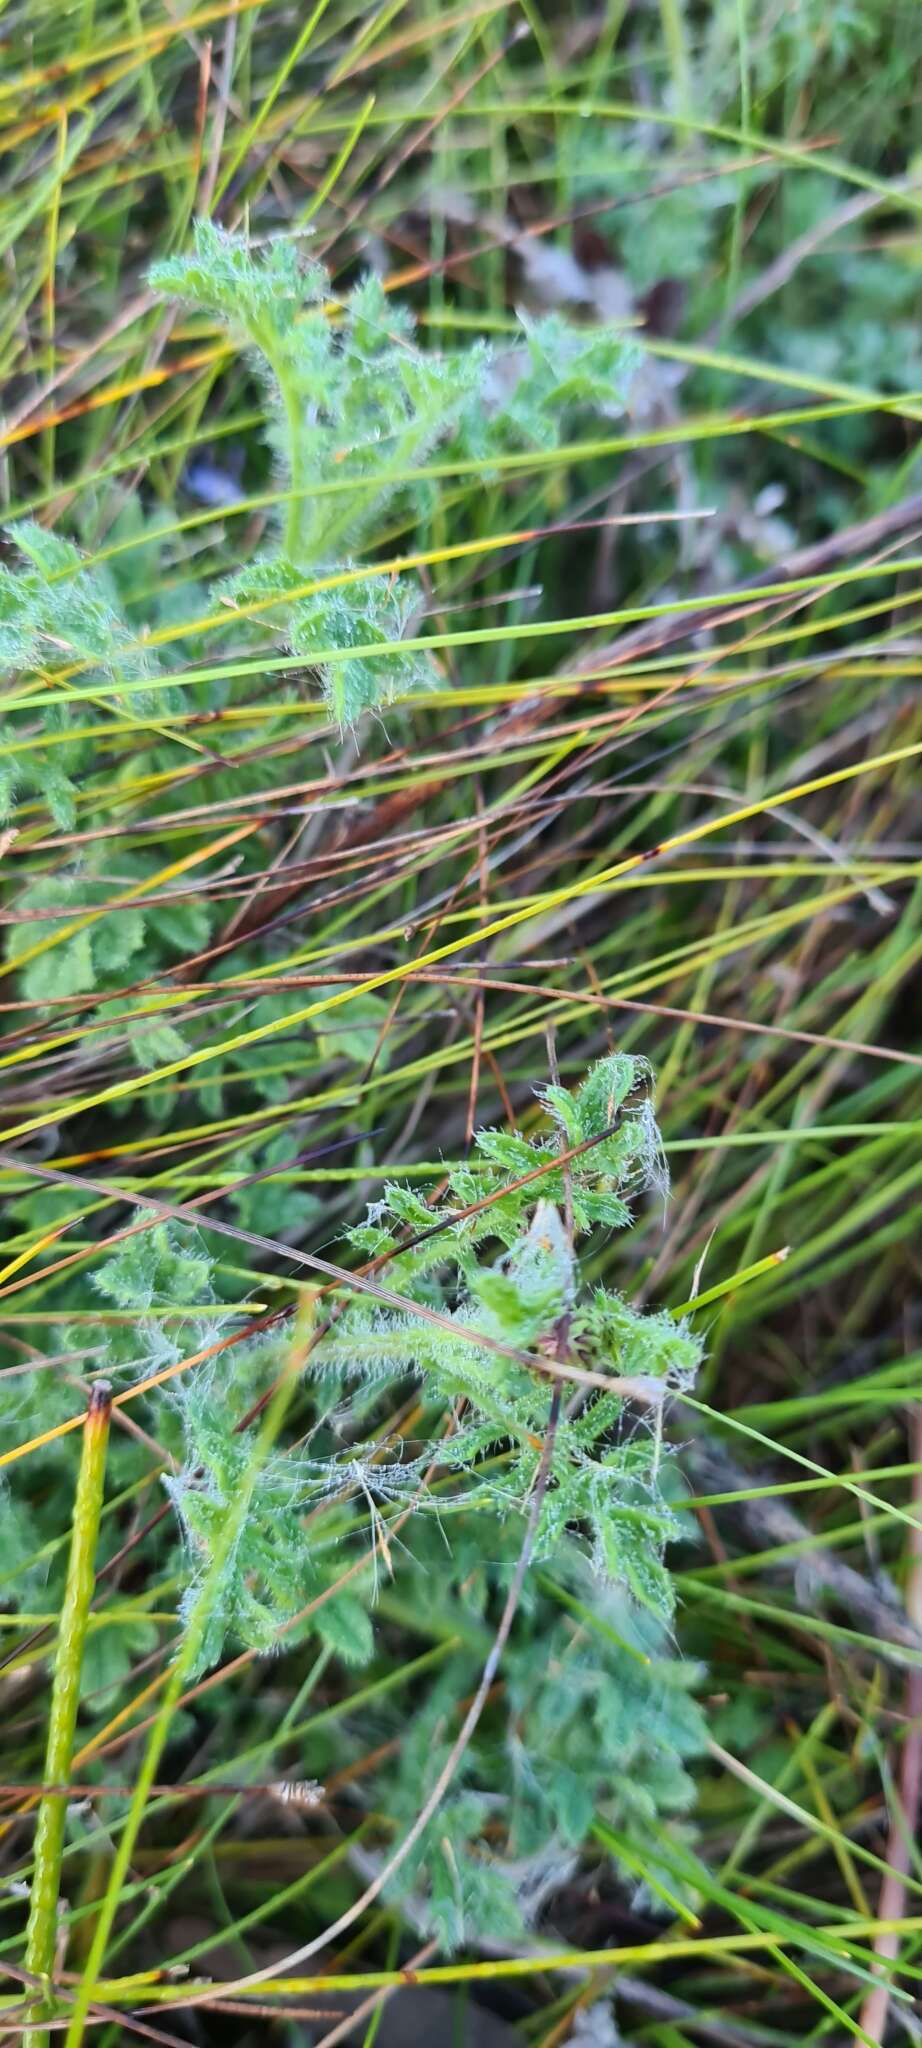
<box><xmin>24</xmin><ymin>1382</ymin><xmax>112</xmax><ymax>2046</ymax></box>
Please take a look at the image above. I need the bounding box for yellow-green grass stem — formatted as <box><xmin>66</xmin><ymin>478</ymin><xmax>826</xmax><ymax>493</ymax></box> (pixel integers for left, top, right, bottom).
<box><xmin>62</xmin><ymin>1305</ymin><xmax>313</xmax><ymax>2047</ymax></box>
<box><xmin>23</xmin><ymin>1382</ymin><xmax>112</xmax><ymax>2045</ymax></box>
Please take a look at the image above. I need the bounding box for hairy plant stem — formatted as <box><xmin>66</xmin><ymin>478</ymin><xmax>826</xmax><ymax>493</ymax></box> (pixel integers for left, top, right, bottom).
<box><xmin>175</xmin><ymin>1339</ymin><xmax>568</xmax><ymax>2010</ymax></box>
<box><xmin>276</xmin><ymin>362</ymin><xmax>310</xmax><ymax>566</ymax></box>
<box><xmin>24</xmin><ymin>1382</ymin><xmax>112</xmax><ymax>2048</ymax></box>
